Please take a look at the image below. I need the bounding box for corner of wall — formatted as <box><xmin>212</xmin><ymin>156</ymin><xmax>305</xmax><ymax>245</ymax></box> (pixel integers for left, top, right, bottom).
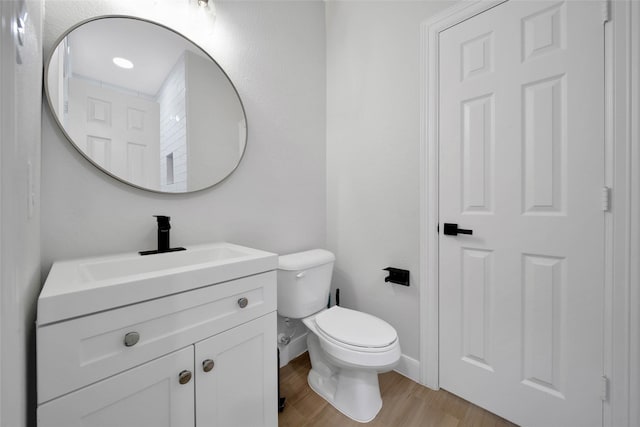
<box><xmin>1</xmin><ymin>0</ymin><xmax>43</xmax><ymax>426</ymax></box>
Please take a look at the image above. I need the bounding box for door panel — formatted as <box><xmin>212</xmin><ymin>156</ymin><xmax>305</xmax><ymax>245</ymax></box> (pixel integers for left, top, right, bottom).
<box><xmin>438</xmin><ymin>1</ymin><xmax>604</xmax><ymax>426</ymax></box>
<box><xmin>67</xmin><ymin>77</ymin><xmax>160</xmax><ymax>188</ymax></box>
<box><xmin>195</xmin><ymin>312</ymin><xmax>277</xmax><ymax>427</ymax></box>
<box><xmin>37</xmin><ymin>346</ymin><xmax>195</xmax><ymax>427</ymax></box>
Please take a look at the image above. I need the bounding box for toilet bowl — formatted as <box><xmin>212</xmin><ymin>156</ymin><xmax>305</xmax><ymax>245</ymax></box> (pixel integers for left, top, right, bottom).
<box><xmin>302</xmin><ymin>306</ymin><xmax>401</xmax><ymax>422</ymax></box>
<box><xmin>277</xmin><ymin>250</ymin><xmax>401</xmax><ymax>423</ymax></box>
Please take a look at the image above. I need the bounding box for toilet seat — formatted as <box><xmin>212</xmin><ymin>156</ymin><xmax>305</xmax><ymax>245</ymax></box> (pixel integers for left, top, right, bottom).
<box><xmin>314</xmin><ymin>306</ymin><xmax>397</xmax><ymax>350</ymax></box>
<box><xmin>303</xmin><ymin>307</ymin><xmax>401</xmax><ymax>369</ymax></box>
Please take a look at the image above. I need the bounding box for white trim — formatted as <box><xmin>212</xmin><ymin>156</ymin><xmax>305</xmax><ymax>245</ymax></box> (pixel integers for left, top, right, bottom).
<box><xmin>0</xmin><ymin>1</ymin><xmax>5</xmax><ymax>422</ymax></box>
<box><xmin>602</xmin><ymin>2</ymin><xmax>615</xmax><ymax>423</ymax></box>
<box><xmin>419</xmin><ymin>0</ymin><xmax>508</xmax><ymax>391</ymax></box>
<box><xmin>629</xmin><ymin>4</ymin><xmax>640</xmax><ymax>425</ymax></box>
<box><xmin>393</xmin><ymin>354</ymin><xmax>420</xmax><ymax>383</ymax></box>
<box><xmin>604</xmin><ymin>2</ymin><xmax>639</xmax><ymax>426</ymax></box>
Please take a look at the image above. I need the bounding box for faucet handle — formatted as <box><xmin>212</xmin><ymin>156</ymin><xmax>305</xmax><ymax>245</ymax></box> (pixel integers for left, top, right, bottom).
<box><xmin>153</xmin><ymin>215</ymin><xmax>171</xmax><ymax>229</ymax></box>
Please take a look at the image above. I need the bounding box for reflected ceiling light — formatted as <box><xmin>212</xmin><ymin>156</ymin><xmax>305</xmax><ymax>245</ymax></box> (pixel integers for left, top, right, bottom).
<box><xmin>198</xmin><ymin>0</ymin><xmax>209</xmax><ymax>6</ymax></box>
<box><xmin>112</xmin><ymin>57</ymin><xmax>134</xmax><ymax>69</ymax></box>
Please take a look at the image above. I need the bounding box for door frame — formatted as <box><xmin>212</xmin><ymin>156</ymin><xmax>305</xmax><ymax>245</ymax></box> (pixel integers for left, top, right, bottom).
<box><xmin>418</xmin><ymin>1</ymin><xmax>640</xmax><ymax>426</ymax></box>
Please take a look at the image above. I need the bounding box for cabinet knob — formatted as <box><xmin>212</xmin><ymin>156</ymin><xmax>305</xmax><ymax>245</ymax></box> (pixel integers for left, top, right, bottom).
<box><xmin>237</xmin><ymin>297</ymin><xmax>248</xmax><ymax>308</ymax></box>
<box><xmin>178</xmin><ymin>370</ymin><xmax>192</xmax><ymax>385</ymax></box>
<box><xmin>202</xmin><ymin>359</ymin><xmax>215</xmax><ymax>372</ymax></box>
<box><xmin>123</xmin><ymin>332</ymin><xmax>140</xmax><ymax>347</ymax></box>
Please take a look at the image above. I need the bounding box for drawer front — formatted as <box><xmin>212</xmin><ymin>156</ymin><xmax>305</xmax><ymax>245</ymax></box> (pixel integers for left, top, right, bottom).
<box><xmin>37</xmin><ymin>271</ymin><xmax>276</xmax><ymax>404</ymax></box>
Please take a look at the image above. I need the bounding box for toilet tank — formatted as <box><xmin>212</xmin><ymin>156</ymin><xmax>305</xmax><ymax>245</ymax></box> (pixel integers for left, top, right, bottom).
<box><xmin>277</xmin><ymin>249</ymin><xmax>335</xmax><ymax>319</ymax></box>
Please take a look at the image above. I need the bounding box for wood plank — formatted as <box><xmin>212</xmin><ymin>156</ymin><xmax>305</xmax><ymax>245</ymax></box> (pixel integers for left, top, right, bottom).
<box><xmin>278</xmin><ymin>353</ymin><xmax>518</xmax><ymax>426</ymax></box>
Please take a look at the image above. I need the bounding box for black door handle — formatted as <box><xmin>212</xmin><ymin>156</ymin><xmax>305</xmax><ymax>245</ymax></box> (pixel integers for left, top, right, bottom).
<box><xmin>443</xmin><ymin>223</ymin><xmax>473</xmax><ymax>236</ymax></box>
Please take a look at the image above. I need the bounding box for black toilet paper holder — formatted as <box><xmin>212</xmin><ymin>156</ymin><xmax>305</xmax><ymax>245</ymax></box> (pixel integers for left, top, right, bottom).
<box><xmin>383</xmin><ymin>267</ymin><xmax>410</xmax><ymax>286</ymax></box>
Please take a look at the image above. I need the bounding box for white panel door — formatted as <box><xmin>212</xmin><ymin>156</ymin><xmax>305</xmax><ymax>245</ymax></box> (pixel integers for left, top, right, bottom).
<box><xmin>195</xmin><ymin>312</ymin><xmax>277</xmax><ymax>427</ymax></box>
<box><xmin>37</xmin><ymin>346</ymin><xmax>195</xmax><ymax>427</ymax></box>
<box><xmin>438</xmin><ymin>1</ymin><xmax>604</xmax><ymax>426</ymax></box>
<box><xmin>66</xmin><ymin>78</ymin><xmax>160</xmax><ymax>188</ymax></box>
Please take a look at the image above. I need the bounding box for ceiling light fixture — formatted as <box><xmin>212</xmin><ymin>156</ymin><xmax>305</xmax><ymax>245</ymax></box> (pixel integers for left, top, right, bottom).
<box><xmin>198</xmin><ymin>0</ymin><xmax>209</xmax><ymax>6</ymax></box>
<box><xmin>112</xmin><ymin>57</ymin><xmax>134</xmax><ymax>69</ymax></box>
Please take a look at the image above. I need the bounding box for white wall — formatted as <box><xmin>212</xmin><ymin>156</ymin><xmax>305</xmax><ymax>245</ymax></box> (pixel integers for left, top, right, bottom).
<box><xmin>41</xmin><ymin>0</ymin><xmax>326</xmax><ymax>272</ymax></box>
<box><xmin>0</xmin><ymin>1</ymin><xmax>43</xmax><ymax>426</ymax></box>
<box><xmin>326</xmin><ymin>0</ymin><xmax>452</xmax><ymax>379</ymax></box>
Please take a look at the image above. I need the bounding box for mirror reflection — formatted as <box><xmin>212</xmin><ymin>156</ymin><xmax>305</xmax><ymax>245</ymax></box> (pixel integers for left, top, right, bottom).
<box><xmin>46</xmin><ymin>17</ymin><xmax>247</xmax><ymax>193</ymax></box>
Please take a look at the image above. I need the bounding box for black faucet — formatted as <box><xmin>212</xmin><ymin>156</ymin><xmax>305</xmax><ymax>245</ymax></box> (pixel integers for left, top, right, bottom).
<box><xmin>139</xmin><ymin>215</ymin><xmax>186</xmax><ymax>256</ymax></box>
<box><xmin>156</xmin><ymin>215</ymin><xmax>171</xmax><ymax>252</ymax></box>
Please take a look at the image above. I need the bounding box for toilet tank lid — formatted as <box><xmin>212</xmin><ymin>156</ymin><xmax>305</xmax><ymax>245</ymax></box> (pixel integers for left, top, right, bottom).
<box><xmin>278</xmin><ymin>249</ymin><xmax>335</xmax><ymax>271</ymax></box>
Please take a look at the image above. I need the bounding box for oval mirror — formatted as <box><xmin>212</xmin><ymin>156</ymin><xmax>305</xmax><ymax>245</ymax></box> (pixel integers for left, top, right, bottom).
<box><xmin>45</xmin><ymin>16</ymin><xmax>247</xmax><ymax>193</ymax></box>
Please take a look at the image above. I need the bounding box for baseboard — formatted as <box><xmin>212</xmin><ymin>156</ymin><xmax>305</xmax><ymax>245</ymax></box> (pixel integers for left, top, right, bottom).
<box><xmin>393</xmin><ymin>354</ymin><xmax>420</xmax><ymax>383</ymax></box>
<box><xmin>278</xmin><ymin>331</ymin><xmax>308</xmax><ymax>367</ymax></box>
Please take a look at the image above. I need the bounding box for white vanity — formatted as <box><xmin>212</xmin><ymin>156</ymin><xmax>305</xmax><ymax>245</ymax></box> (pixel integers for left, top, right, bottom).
<box><xmin>36</xmin><ymin>243</ymin><xmax>278</xmax><ymax>427</ymax></box>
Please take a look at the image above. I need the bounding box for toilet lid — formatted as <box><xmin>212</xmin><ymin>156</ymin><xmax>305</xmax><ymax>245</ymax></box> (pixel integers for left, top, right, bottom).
<box><xmin>314</xmin><ymin>306</ymin><xmax>397</xmax><ymax>348</ymax></box>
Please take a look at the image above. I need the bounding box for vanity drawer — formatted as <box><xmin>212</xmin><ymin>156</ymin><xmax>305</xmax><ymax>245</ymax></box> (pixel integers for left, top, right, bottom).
<box><xmin>37</xmin><ymin>271</ymin><xmax>276</xmax><ymax>404</ymax></box>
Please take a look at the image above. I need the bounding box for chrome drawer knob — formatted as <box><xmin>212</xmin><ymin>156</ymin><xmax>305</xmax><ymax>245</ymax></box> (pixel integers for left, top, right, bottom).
<box><xmin>202</xmin><ymin>359</ymin><xmax>215</xmax><ymax>372</ymax></box>
<box><xmin>178</xmin><ymin>370</ymin><xmax>192</xmax><ymax>385</ymax></box>
<box><xmin>237</xmin><ymin>297</ymin><xmax>248</xmax><ymax>308</ymax></box>
<box><xmin>123</xmin><ymin>332</ymin><xmax>140</xmax><ymax>347</ymax></box>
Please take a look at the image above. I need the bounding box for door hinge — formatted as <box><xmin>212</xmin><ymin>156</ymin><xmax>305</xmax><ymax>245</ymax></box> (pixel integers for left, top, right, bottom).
<box><xmin>602</xmin><ymin>0</ymin><xmax>611</xmax><ymax>23</ymax></box>
<box><xmin>600</xmin><ymin>376</ymin><xmax>609</xmax><ymax>401</ymax></box>
<box><xmin>602</xmin><ymin>187</ymin><xmax>611</xmax><ymax>211</ymax></box>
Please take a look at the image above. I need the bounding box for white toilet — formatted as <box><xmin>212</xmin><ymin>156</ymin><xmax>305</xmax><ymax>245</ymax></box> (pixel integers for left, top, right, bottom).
<box><xmin>277</xmin><ymin>249</ymin><xmax>401</xmax><ymax>423</ymax></box>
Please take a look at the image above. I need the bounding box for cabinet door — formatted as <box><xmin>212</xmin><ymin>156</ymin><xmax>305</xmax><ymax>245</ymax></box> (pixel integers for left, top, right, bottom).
<box><xmin>38</xmin><ymin>346</ymin><xmax>195</xmax><ymax>427</ymax></box>
<box><xmin>195</xmin><ymin>312</ymin><xmax>277</xmax><ymax>427</ymax></box>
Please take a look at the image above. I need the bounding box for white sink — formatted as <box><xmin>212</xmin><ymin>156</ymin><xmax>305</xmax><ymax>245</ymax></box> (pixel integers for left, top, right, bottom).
<box><xmin>80</xmin><ymin>245</ymin><xmax>251</xmax><ymax>282</ymax></box>
<box><xmin>38</xmin><ymin>243</ymin><xmax>277</xmax><ymax>325</ymax></box>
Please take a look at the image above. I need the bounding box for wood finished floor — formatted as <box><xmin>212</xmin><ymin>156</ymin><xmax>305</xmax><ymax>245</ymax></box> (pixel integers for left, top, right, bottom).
<box><xmin>278</xmin><ymin>353</ymin><xmax>517</xmax><ymax>427</ymax></box>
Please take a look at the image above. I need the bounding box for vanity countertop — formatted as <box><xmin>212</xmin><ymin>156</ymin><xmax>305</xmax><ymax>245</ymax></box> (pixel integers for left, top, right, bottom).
<box><xmin>38</xmin><ymin>242</ymin><xmax>277</xmax><ymax>326</ymax></box>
